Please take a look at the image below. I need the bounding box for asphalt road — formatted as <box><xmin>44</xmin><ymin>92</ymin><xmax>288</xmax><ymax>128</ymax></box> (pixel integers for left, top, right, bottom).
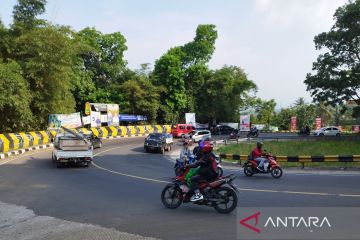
<box><xmin>0</xmin><ymin>137</ymin><xmax>360</xmax><ymax>240</ymax></box>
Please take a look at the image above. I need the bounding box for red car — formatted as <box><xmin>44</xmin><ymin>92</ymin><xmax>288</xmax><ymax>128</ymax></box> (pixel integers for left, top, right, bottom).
<box><xmin>171</xmin><ymin>124</ymin><xmax>195</xmax><ymax>138</ymax></box>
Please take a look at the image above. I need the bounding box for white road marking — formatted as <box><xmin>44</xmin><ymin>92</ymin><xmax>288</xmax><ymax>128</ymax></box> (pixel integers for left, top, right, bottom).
<box><xmin>282</xmin><ymin>191</ymin><xmax>331</xmax><ymax>196</ymax></box>
<box><xmin>339</xmin><ymin>194</ymin><xmax>360</xmax><ymax>198</ymax></box>
<box><xmin>93</xmin><ymin>146</ymin><xmax>360</xmax><ymax>198</ymax></box>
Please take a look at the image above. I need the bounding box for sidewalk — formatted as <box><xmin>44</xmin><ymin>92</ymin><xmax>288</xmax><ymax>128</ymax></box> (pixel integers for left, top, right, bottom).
<box><xmin>0</xmin><ymin>201</ymin><xmax>158</xmax><ymax>240</ymax></box>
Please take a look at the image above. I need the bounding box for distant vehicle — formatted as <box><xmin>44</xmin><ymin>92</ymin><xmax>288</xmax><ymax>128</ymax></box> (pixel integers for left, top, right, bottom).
<box><xmin>191</xmin><ymin>130</ymin><xmax>211</xmax><ymax>142</ymax></box>
<box><xmin>247</xmin><ymin>127</ymin><xmax>259</xmax><ymax>138</ymax></box>
<box><xmin>144</xmin><ymin>133</ymin><xmax>173</xmax><ymax>154</ymax></box>
<box><xmin>313</xmin><ymin>126</ymin><xmax>341</xmax><ymax>137</ymax></box>
<box><xmin>171</xmin><ymin>124</ymin><xmax>195</xmax><ymax>138</ymax></box>
<box><xmin>84</xmin><ymin>133</ymin><xmax>102</xmax><ymax>149</ymax></box>
<box><xmin>214</xmin><ymin>125</ymin><xmax>235</xmax><ymax>135</ymax></box>
<box><xmin>52</xmin><ymin>127</ymin><xmax>93</xmax><ymax>168</ymax></box>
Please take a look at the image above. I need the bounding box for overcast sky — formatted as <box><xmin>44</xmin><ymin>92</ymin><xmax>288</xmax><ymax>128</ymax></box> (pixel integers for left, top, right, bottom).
<box><xmin>0</xmin><ymin>0</ymin><xmax>347</xmax><ymax>108</ymax></box>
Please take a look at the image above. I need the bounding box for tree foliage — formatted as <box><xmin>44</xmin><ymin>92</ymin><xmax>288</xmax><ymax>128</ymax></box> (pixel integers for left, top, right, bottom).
<box><xmin>0</xmin><ymin>61</ymin><xmax>33</xmax><ymax>131</ymax></box>
<box><xmin>305</xmin><ymin>0</ymin><xmax>360</xmax><ymax>115</ymax></box>
<box><xmin>12</xmin><ymin>0</ymin><xmax>46</xmax><ymax>30</ymax></box>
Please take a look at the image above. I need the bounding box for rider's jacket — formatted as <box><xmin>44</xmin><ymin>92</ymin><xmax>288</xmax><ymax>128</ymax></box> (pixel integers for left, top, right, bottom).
<box><xmin>251</xmin><ymin>147</ymin><xmax>263</xmax><ymax>160</ymax></box>
<box><xmin>189</xmin><ymin>152</ymin><xmax>217</xmax><ymax>180</ymax></box>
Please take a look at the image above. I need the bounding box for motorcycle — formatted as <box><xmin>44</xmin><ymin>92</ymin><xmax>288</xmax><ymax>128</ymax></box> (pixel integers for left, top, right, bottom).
<box><xmin>161</xmin><ymin>167</ymin><xmax>239</xmax><ymax>214</ymax></box>
<box><xmin>298</xmin><ymin>126</ymin><xmax>311</xmax><ymax>136</ymax></box>
<box><xmin>247</xmin><ymin>128</ymin><xmax>259</xmax><ymax>138</ymax></box>
<box><xmin>229</xmin><ymin>130</ymin><xmax>239</xmax><ymax>140</ymax></box>
<box><xmin>243</xmin><ymin>153</ymin><xmax>283</xmax><ymax>178</ymax></box>
<box><xmin>214</xmin><ymin>154</ymin><xmax>223</xmax><ymax>177</ymax></box>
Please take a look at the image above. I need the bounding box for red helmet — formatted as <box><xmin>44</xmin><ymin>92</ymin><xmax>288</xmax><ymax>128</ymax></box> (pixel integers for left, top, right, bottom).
<box><xmin>200</xmin><ymin>141</ymin><xmax>213</xmax><ymax>153</ymax></box>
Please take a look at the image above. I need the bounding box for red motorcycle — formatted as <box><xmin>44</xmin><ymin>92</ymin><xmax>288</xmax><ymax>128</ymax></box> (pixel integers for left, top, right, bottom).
<box><xmin>161</xmin><ymin>167</ymin><xmax>238</xmax><ymax>214</ymax></box>
<box><xmin>243</xmin><ymin>153</ymin><xmax>283</xmax><ymax>178</ymax></box>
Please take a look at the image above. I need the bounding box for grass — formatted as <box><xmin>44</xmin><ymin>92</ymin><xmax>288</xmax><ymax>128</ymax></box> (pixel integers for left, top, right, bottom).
<box><xmin>217</xmin><ymin>140</ymin><xmax>360</xmax><ymax>156</ymax></box>
<box><xmin>216</xmin><ymin>140</ymin><xmax>360</xmax><ymax>168</ymax></box>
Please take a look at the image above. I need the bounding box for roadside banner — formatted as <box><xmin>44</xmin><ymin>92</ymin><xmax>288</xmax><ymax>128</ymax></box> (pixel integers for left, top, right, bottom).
<box><xmin>85</xmin><ymin>102</ymin><xmax>91</xmax><ymax>115</ymax></box>
<box><xmin>354</xmin><ymin>125</ymin><xmax>359</xmax><ymax>133</ymax></box>
<box><xmin>290</xmin><ymin>116</ymin><xmax>297</xmax><ymax>132</ymax></box>
<box><xmin>82</xmin><ymin>115</ymin><xmax>91</xmax><ymax>125</ymax></box>
<box><xmin>119</xmin><ymin>115</ymin><xmax>148</xmax><ymax>122</ymax></box>
<box><xmin>91</xmin><ymin>111</ymin><xmax>101</xmax><ymax>128</ymax></box>
<box><xmin>185</xmin><ymin>113</ymin><xmax>196</xmax><ymax>126</ymax></box>
<box><xmin>48</xmin><ymin>112</ymin><xmax>82</xmax><ymax>129</ymax></box>
<box><xmin>240</xmin><ymin>115</ymin><xmax>250</xmax><ymax>131</ymax></box>
<box><xmin>100</xmin><ymin>114</ymin><xmax>108</xmax><ymax>123</ymax></box>
<box><xmin>107</xmin><ymin>104</ymin><xmax>119</xmax><ymax>126</ymax></box>
<box><xmin>315</xmin><ymin>118</ymin><xmax>322</xmax><ymax>130</ymax></box>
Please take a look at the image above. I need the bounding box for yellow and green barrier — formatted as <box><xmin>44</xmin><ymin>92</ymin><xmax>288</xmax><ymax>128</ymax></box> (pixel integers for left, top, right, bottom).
<box><xmin>0</xmin><ymin>125</ymin><xmax>171</xmax><ymax>154</ymax></box>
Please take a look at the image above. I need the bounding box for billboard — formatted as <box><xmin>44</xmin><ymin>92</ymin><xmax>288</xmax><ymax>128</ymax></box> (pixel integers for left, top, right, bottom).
<box><xmin>240</xmin><ymin>115</ymin><xmax>250</xmax><ymax>131</ymax></box>
<box><xmin>185</xmin><ymin>113</ymin><xmax>196</xmax><ymax>126</ymax></box>
<box><xmin>90</xmin><ymin>111</ymin><xmax>101</xmax><ymax>128</ymax></box>
<box><xmin>290</xmin><ymin>116</ymin><xmax>297</xmax><ymax>132</ymax></box>
<box><xmin>315</xmin><ymin>118</ymin><xmax>322</xmax><ymax>130</ymax></box>
<box><xmin>48</xmin><ymin>112</ymin><xmax>82</xmax><ymax>129</ymax></box>
<box><xmin>354</xmin><ymin>125</ymin><xmax>359</xmax><ymax>133</ymax></box>
<box><xmin>107</xmin><ymin>104</ymin><xmax>119</xmax><ymax>126</ymax></box>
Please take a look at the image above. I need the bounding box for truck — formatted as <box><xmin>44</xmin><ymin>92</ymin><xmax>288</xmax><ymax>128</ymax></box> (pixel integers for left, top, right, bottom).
<box><xmin>52</xmin><ymin>127</ymin><xmax>93</xmax><ymax>167</ymax></box>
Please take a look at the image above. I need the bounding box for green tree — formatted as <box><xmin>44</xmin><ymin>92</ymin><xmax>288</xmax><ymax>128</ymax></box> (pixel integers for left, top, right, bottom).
<box><xmin>0</xmin><ymin>61</ymin><xmax>34</xmax><ymax>132</ymax></box>
<box><xmin>12</xmin><ymin>0</ymin><xmax>46</xmax><ymax>30</ymax></box>
<box><xmin>254</xmin><ymin>99</ymin><xmax>277</xmax><ymax>127</ymax></box>
<box><xmin>197</xmin><ymin>66</ymin><xmax>256</xmax><ymax>123</ymax></box>
<box><xmin>120</xmin><ymin>75</ymin><xmax>161</xmax><ymax>123</ymax></box>
<box><xmin>305</xmin><ymin>0</ymin><xmax>360</xmax><ymax>116</ymax></box>
<box><xmin>11</xmin><ymin>25</ymin><xmax>76</xmax><ymax>128</ymax></box>
<box><xmin>153</xmin><ymin>24</ymin><xmax>218</xmax><ymax>123</ymax></box>
<box><xmin>153</xmin><ymin>47</ymin><xmax>186</xmax><ymax>123</ymax></box>
<box><xmin>77</xmin><ymin>27</ymin><xmax>127</xmax><ymax>87</ymax></box>
<box><xmin>316</xmin><ymin>102</ymin><xmax>334</xmax><ymax>126</ymax></box>
<box><xmin>294</xmin><ymin>103</ymin><xmax>317</xmax><ymax>129</ymax></box>
<box><xmin>273</xmin><ymin>108</ymin><xmax>296</xmax><ymax>131</ymax></box>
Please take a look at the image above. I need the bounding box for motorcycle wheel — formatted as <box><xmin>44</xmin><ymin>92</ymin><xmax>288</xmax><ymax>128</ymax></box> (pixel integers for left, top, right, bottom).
<box><xmin>247</xmin><ymin>133</ymin><xmax>251</xmax><ymax>138</ymax></box>
<box><xmin>216</xmin><ymin>167</ymin><xmax>223</xmax><ymax>177</ymax></box>
<box><xmin>271</xmin><ymin>167</ymin><xmax>283</xmax><ymax>179</ymax></box>
<box><xmin>243</xmin><ymin>165</ymin><xmax>254</xmax><ymax>177</ymax></box>
<box><xmin>161</xmin><ymin>184</ymin><xmax>183</xmax><ymax>209</ymax></box>
<box><xmin>212</xmin><ymin>187</ymin><xmax>238</xmax><ymax>214</ymax></box>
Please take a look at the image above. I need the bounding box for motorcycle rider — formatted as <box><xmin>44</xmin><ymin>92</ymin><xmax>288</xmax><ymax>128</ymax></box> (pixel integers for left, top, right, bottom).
<box><xmin>186</xmin><ymin>141</ymin><xmax>218</xmax><ymax>202</ymax></box>
<box><xmin>179</xmin><ymin>141</ymin><xmax>192</xmax><ymax>163</ymax></box>
<box><xmin>251</xmin><ymin>141</ymin><xmax>268</xmax><ymax>171</ymax></box>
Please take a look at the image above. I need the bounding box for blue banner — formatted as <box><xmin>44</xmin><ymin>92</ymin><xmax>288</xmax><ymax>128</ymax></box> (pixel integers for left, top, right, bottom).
<box><xmin>119</xmin><ymin>114</ymin><xmax>147</xmax><ymax>122</ymax></box>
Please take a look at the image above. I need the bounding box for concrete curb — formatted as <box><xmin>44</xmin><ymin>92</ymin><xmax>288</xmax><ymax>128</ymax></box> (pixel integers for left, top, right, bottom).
<box><xmin>0</xmin><ymin>144</ymin><xmax>53</xmax><ymax>159</ymax></box>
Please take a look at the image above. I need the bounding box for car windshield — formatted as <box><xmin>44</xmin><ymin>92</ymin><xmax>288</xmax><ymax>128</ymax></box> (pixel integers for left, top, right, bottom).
<box><xmin>147</xmin><ymin>134</ymin><xmax>162</xmax><ymax>140</ymax></box>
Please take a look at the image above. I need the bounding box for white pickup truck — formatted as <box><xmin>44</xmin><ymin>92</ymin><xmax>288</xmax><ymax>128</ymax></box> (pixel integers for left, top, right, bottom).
<box><xmin>52</xmin><ymin>128</ymin><xmax>93</xmax><ymax>167</ymax></box>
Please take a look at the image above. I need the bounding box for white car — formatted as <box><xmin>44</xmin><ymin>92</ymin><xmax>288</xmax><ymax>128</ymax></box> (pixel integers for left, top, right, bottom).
<box><xmin>313</xmin><ymin>126</ymin><xmax>341</xmax><ymax>136</ymax></box>
<box><xmin>191</xmin><ymin>130</ymin><xmax>211</xmax><ymax>142</ymax></box>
